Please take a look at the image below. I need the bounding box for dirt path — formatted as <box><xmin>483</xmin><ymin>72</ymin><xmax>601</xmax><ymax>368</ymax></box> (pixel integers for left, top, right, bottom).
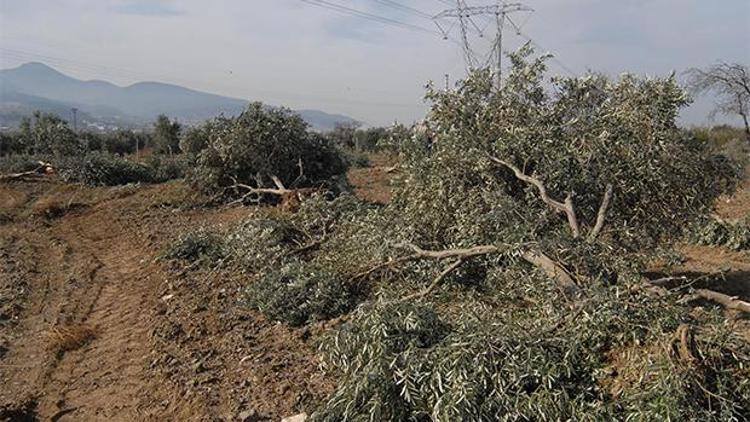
<box><xmin>0</xmin><ymin>183</ymin><xmax>208</xmax><ymax>420</ymax></box>
<box><xmin>1</xmin><ymin>181</ymin><xmax>328</xmax><ymax>421</ymax></box>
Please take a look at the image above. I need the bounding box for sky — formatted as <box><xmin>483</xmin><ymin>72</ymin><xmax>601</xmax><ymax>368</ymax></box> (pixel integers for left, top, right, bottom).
<box><xmin>1</xmin><ymin>0</ymin><xmax>749</xmax><ymax>126</ymax></box>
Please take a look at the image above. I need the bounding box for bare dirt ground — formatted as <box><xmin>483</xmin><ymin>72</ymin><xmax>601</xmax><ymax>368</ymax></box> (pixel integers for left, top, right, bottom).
<box><xmin>0</xmin><ymin>181</ymin><xmax>332</xmax><ymax>421</ymax></box>
<box><xmin>0</xmin><ymin>158</ymin><xmax>746</xmax><ymax>421</ymax></box>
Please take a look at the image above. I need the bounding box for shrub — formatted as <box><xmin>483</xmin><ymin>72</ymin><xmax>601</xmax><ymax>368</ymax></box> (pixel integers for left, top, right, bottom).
<box><xmin>300</xmin><ymin>47</ymin><xmax>746</xmax><ymax>419</ymax></box>
<box><xmin>57</xmin><ymin>152</ymin><xmax>153</xmax><ymax>186</ymax></box>
<box><xmin>0</xmin><ymin>154</ymin><xmax>48</xmax><ymax>173</ymax></box>
<box><xmin>313</xmin><ymin>290</ymin><xmax>749</xmax><ymax>421</ymax></box>
<box><xmin>244</xmin><ymin>260</ymin><xmax>356</xmax><ymax>326</ymax></box>
<box><xmin>390</xmin><ymin>46</ymin><xmax>737</xmax><ymax>252</ymax></box>
<box><xmin>144</xmin><ymin>154</ymin><xmax>189</xmax><ymax>182</ymax></box>
<box><xmin>688</xmin><ymin>125</ymin><xmax>749</xmax><ymax>168</ymax></box>
<box><xmin>162</xmin><ymin>228</ymin><xmax>227</xmax><ymax>265</ymax></box>
<box><xmin>687</xmin><ymin>218</ymin><xmax>750</xmax><ymax>251</ymax></box>
<box><xmin>18</xmin><ymin>112</ymin><xmax>82</xmax><ymax>156</ymax></box>
<box><xmin>0</xmin><ymin>132</ymin><xmax>25</xmax><ymax>156</ymax></box>
<box><xmin>186</xmin><ymin>102</ymin><xmax>347</xmax><ymax>200</ymax></box>
<box><xmin>152</xmin><ymin>114</ymin><xmax>181</xmax><ymax>155</ymax></box>
<box><xmin>339</xmin><ymin>148</ymin><xmax>370</xmax><ymax>168</ymax></box>
<box><xmin>179</xmin><ymin>125</ymin><xmax>209</xmax><ymax>155</ymax></box>
<box><xmin>225</xmin><ymin>217</ymin><xmax>305</xmax><ymax>271</ymax></box>
<box><xmin>102</xmin><ymin>129</ymin><xmax>141</xmax><ymax>156</ymax></box>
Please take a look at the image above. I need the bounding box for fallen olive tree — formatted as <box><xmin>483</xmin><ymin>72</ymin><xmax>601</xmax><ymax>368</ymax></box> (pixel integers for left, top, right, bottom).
<box><xmin>185</xmin><ymin>102</ymin><xmax>348</xmax><ymax>204</ymax></box>
<box><xmin>171</xmin><ymin>47</ymin><xmax>747</xmax><ymax>420</ymax></box>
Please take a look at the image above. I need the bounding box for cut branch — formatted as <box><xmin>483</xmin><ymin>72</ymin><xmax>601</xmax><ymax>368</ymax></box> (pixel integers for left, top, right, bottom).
<box><xmin>270</xmin><ymin>175</ymin><xmax>287</xmax><ymax>191</ymax></box>
<box><xmin>353</xmin><ymin>243</ymin><xmax>499</xmax><ymax>280</ymax></box>
<box><xmin>695</xmin><ymin>289</ymin><xmax>750</xmax><ymax>313</ymax></box>
<box><xmin>489</xmin><ymin>156</ymin><xmax>580</xmax><ymax>238</ymax></box>
<box><xmin>0</xmin><ymin>161</ymin><xmax>54</xmax><ymax>183</ymax></box>
<box><xmin>672</xmin><ymin>324</ymin><xmax>699</xmax><ymax>365</ymax></box>
<box><xmin>227</xmin><ymin>174</ymin><xmax>294</xmax><ymax>205</ymax></box>
<box><xmin>358</xmin><ymin>242</ymin><xmax>582</xmax><ymax>300</ymax></box>
<box><xmin>521</xmin><ymin>250</ymin><xmax>581</xmax><ymax>298</ymax></box>
<box><xmin>397</xmin><ymin>243</ymin><xmax>500</xmax><ymax>259</ymax></box>
<box><xmin>400</xmin><ymin>259</ymin><xmax>463</xmax><ymax>301</ymax></box>
<box><xmin>587</xmin><ymin>184</ymin><xmax>614</xmax><ymax>241</ymax></box>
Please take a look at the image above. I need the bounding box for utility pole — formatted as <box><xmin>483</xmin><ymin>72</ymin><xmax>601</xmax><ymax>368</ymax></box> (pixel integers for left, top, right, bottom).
<box><xmin>433</xmin><ymin>1</ymin><xmax>532</xmax><ymax>88</ymax></box>
<box><xmin>71</xmin><ymin>107</ymin><xmax>78</xmax><ymax>132</ymax></box>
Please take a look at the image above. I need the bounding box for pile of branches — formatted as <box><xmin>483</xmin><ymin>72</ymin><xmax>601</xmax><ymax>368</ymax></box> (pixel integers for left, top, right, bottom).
<box><xmin>168</xmin><ymin>47</ymin><xmax>748</xmax><ymax>420</ymax></box>
<box><xmin>0</xmin><ymin>152</ymin><xmax>189</xmax><ymax>186</ymax></box>
<box><xmin>687</xmin><ymin>216</ymin><xmax>750</xmax><ymax>251</ymax></box>
<box><xmin>184</xmin><ymin>102</ymin><xmax>348</xmax><ymax>204</ymax></box>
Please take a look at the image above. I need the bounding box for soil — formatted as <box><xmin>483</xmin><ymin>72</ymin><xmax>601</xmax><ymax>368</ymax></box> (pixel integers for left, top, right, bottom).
<box><xmin>0</xmin><ymin>157</ymin><xmax>747</xmax><ymax>421</ymax></box>
<box><xmin>0</xmin><ymin>181</ymin><xmax>331</xmax><ymax>421</ymax></box>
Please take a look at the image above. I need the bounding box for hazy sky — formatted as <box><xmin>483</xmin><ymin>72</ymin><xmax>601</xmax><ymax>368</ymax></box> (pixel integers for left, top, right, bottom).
<box><xmin>1</xmin><ymin>0</ymin><xmax>749</xmax><ymax>126</ymax></box>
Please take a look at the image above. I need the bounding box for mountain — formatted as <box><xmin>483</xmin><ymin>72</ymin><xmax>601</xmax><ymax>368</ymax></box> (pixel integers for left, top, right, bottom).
<box><xmin>0</xmin><ymin>62</ymin><xmax>358</xmax><ymax>130</ymax></box>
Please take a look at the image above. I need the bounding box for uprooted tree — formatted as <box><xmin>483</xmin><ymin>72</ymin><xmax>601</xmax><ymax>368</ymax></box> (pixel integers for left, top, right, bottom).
<box><xmin>185</xmin><ymin>102</ymin><xmax>348</xmax><ymax>203</ymax></box>
<box><xmin>169</xmin><ymin>46</ymin><xmax>747</xmax><ymax>420</ymax></box>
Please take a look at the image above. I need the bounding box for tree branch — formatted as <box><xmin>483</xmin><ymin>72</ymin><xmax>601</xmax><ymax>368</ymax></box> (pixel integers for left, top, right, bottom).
<box><xmin>587</xmin><ymin>184</ymin><xmax>614</xmax><ymax>241</ymax></box>
<box><xmin>695</xmin><ymin>289</ymin><xmax>750</xmax><ymax>313</ymax></box>
<box><xmin>396</xmin><ymin>243</ymin><xmax>500</xmax><ymax>259</ymax></box>
<box><xmin>0</xmin><ymin>162</ymin><xmax>54</xmax><ymax>183</ymax></box>
<box><xmin>489</xmin><ymin>155</ymin><xmax>580</xmax><ymax>238</ymax></box>
<box><xmin>521</xmin><ymin>250</ymin><xmax>581</xmax><ymax>298</ymax></box>
<box><xmin>358</xmin><ymin>242</ymin><xmax>582</xmax><ymax>300</ymax></box>
<box><xmin>400</xmin><ymin>259</ymin><xmax>463</xmax><ymax>301</ymax></box>
<box><xmin>270</xmin><ymin>175</ymin><xmax>287</xmax><ymax>191</ymax></box>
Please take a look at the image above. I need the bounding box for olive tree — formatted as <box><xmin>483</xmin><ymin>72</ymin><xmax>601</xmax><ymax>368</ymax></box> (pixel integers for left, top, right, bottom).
<box><xmin>18</xmin><ymin>111</ymin><xmax>81</xmax><ymax>156</ymax></box>
<box><xmin>187</xmin><ymin>102</ymin><xmax>347</xmax><ymax>201</ymax></box>
<box><xmin>152</xmin><ymin>114</ymin><xmax>181</xmax><ymax>155</ymax></box>
<box><xmin>302</xmin><ymin>47</ymin><xmax>746</xmax><ymax>421</ymax></box>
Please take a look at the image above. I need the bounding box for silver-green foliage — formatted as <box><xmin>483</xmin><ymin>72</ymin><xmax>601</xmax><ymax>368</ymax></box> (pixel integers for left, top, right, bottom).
<box><xmin>244</xmin><ymin>260</ymin><xmax>356</xmax><ymax>326</ymax></box>
<box><xmin>306</xmin><ymin>47</ymin><xmax>745</xmax><ymax>420</ymax></box>
<box><xmin>313</xmin><ymin>289</ymin><xmax>749</xmax><ymax>421</ymax></box>
<box><xmin>162</xmin><ymin>227</ymin><xmax>227</xmax><ymax>265</ymax></box>
<box><xmin>186</xmin><ymin>102</ymin><xmax>348</xmax><ymax>198</ymax></box>
<box><xmin>225</xmin><ymin>217</ymin><xmax>305</xmax><ymax>271</ymax></box>
<box><xmin>392</xmin><ymin>46</ymin><xmax>737</xmax><ymax>251</ymax></box>
<box><xmin>687</xmin><ymin>218</ymin><xmax>750</xmax><ymax>251</ymax></box>
<box><xmin>57</xmin><ymin>152</ymin><xmax>154</xmax><ymax>186</ymax></box>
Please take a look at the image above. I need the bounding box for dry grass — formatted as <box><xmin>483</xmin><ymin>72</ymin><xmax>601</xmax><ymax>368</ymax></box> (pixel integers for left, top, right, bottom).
<box><xmin>46</xmin><ymin>324</ymin><xmax>97</xmax><ymax>355</ymax></box>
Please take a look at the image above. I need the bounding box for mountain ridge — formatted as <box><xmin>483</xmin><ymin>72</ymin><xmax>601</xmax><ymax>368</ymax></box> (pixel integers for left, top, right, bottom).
<box><xmin>0</xmin><ymin>62</ymin><xmax>358</xmax><ymax>130</ymax></box>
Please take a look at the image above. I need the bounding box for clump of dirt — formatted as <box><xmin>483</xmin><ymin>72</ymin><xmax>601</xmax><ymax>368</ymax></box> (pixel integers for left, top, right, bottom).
<box><xmin>0</xmin><ymin>398</ymin><xmax>37</xmax><ymax>422</ymax></box>
<box><xmin>46</xmin><ymin>324</ymin><xmax>97</xmax><ymax>356</ymax></box>
<box><xmin>152</xmin><ymin>246</ymin><xmax>335</xmax><ymax>420</ymax></box>
<box><xmin>30</xmin><ymin>198</ymin><xmax>88</xmax><ymax>219</ymax></box>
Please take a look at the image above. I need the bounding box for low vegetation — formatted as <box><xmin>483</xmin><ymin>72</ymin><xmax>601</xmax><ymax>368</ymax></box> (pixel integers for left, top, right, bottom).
<box><xmin>687</xmin><ymin>217</ymin><xmax>750</xmax><ymax>251</ymax></box>
<box><xmin>244</xmin><ymin>260</ymin><xmax>356</xmax><ymax>326</ymax></box>
<box><xmin>161</xmin><ymin>227</ymin><xmax>227</xmax><ymax>265</ymax></box>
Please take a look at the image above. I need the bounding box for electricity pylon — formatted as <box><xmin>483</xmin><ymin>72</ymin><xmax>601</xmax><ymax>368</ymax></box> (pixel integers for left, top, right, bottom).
<box><xmin>433</xmin><ymin>1</ymin><xmax>532</xmax><ymax>87</ymax></box>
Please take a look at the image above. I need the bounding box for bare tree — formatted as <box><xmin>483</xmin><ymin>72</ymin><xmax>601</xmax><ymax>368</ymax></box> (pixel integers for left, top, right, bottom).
<box><xmin>687</xmin><ymin>62</ymin><xmax>750</xmax><ymax>141</ymax></box>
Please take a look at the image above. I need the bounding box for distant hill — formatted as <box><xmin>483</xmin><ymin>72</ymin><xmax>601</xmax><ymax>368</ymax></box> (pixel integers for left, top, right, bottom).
<box><xmin>0</xmin><ymin>62</ymin><xmax>358</xmax><ymax>130</ymax></box>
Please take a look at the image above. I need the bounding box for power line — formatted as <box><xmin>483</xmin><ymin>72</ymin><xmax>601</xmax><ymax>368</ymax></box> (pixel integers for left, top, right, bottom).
<box><xmin>299</xmin><ymin>0</ymin><xmax>440</xmax><ymax>35</ymax></box>
<box><xmin>505</xmin><ymin>15</ymin><xmax>578</xmax><ymax>77</ymax></box>
<box><xmin>429</xmin><ymin>1</ymin><xmax>579</xmax><ymax>79</ymax></box>
<box><xmin>373</xmin><ymin>0</ymin><xmax>433</xmax><ymax>19</ymax></box>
